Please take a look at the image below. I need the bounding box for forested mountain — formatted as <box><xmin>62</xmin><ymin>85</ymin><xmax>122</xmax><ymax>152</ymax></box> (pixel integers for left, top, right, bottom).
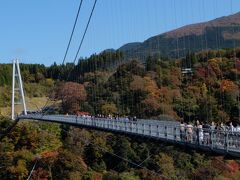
<box><xmin>115</xmin><ymin>12</ymin><xmax>240</xmax><ymax>61</ymax></box>
<box><xmin>1</xmin><ymin>48</ymin><xmax>240</xmax><ymax>179</ymax></box>
<box><xmin>1</xmin><ymin>48</ymin><xmax>239</xmax><ymax>122</ymax></box>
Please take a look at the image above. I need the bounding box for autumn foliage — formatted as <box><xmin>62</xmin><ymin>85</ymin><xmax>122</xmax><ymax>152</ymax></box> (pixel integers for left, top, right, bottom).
<box><xmin>220</xmin><ymin>79</ymin><xmax>238</xmax><ymax>92</ymax></box>
<box><xmin>41</xmin><ymin>151</ymin><xmax>59</xmax><ymax>158</ymax></box>
<box><xmin>56</xmin><ymin>82</ymin><xmax>87</xmax><ymax>113</ymax></box>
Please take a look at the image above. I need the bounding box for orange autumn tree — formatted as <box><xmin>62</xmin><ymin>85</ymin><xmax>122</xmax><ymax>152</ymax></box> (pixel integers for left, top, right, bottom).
<box><xmin>57</xmin><ymin>82</ymin><xmax>87</xmax><ymax>113</ymax></box>
<box><xmin>143</xmin><ymin>76</ymin><xmax>160</xmax><ymax>99</ymax></box>
<box><xmin>141</xmin><ymin>96</ymin><xmax>160</xmax><ymax>116</ymax></box>
<box><xmin>41</xmin><ymin>151</ymin><xmax>59</xmax><ymax>158</ymax></box>
<box><xmin>130</xmin><ymin>75</ymin><xmax>146</xmax><ymax>92</ymax></box>
<box><xmin>220</xmin><ymin>79</ymin><xmax>239</xmax><ymax>97</ymax></box>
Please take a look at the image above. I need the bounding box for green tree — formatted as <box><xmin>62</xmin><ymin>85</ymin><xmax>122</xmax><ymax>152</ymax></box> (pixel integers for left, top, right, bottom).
<box><xmin>154</xmin><ymin>153</ymin><xmax>177</xmax><ymax>179</ymax></box>
<box><xmin>101</xmin><ymin>102</ymin><xmax>118</xmax><ymax>116</ymax></box>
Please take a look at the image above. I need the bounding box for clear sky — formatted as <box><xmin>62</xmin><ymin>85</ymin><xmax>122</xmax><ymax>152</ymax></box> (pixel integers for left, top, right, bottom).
<box><xmin>0</xmin><ymin>0</ymin><xmax>240</xmax><ymax>65</ymax></box>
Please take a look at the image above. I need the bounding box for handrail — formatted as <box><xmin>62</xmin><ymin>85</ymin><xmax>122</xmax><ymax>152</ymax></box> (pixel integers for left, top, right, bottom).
<box><xmin>18</xmin><ymin>114</ymin><xmax>240</xmax><ymax>157</ymax></box>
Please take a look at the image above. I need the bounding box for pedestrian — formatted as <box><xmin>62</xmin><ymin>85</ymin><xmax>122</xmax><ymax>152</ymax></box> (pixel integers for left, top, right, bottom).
<box><xmin>180</xmin><ymin>121</ymin><xmax>185</xmax><ymax>141</ymax></box>
<box><xmin>220</xmin><ymin>122</ymin><xmax>225</xmax><ymax>131</ymax></box>
<box><xmin>219</xmin><ymin>122</ymin><xmax>225</xmax><ymax>146</ymax></box>
<box><xmin>203</xmin><ymin>122</ymin><xmax>210</xmax><ymax>145</ymax></box>
<box><xmin>210</xmin><ymin>121</ymin><xmax>216</xmax><ymax>145</ymax></box>
<box><xmin>229</xmin><ymin>122</ymin><xmax>234</xmax><ymax>147</ymax></box>
<box><xmin>236</xmin><ymin>125</ymin><xmax>240</xmax><ymax>148</ymax></box>
<box><xmin>229</xmin><ymin>122</ymin><xmax>234</xmax><ymax>132</ymax></box>
<box><xmin>196</xmin><ymin>120</ymin><xmax>200</xmax><ymax>126</ymax></box>
<box><xmin>186</xmin><ymin>123</ymin><xmax>193</xmax><ymax>142</ymax></box>
<box><xmin>198</xmin><ymin>123</ymin><xmax>204</xmax><ymax>145</ymax></box>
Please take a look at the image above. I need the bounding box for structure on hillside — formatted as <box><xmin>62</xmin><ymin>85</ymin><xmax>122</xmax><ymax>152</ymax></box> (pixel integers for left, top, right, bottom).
<box><xmin>181</xmin><ymin>68</ymin><xmax>193</xmax><ymax>75</ymax></box>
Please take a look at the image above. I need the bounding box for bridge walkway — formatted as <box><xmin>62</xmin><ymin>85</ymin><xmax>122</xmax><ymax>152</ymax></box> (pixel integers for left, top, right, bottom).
<box><xmin>18</xmin><ymin>114</ymin><xmax>240</xmax><ymax>158</ymax></box>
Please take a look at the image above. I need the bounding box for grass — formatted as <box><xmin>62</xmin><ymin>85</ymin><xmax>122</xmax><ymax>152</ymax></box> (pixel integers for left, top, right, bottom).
<box><xmin>0</xmin><ymin>96</ymin><xmax>57</xmax><ymax>117</ymax></box>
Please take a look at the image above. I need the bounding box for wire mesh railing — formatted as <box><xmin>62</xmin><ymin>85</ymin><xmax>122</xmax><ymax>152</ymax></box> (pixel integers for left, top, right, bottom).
<box><xmin>18</xmin><ymin>114</ymin><xmax>240</xmax><ymax>157</ymax></box>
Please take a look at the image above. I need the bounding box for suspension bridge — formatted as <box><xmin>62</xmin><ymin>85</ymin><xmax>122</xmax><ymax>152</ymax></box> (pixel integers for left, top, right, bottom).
<box><xmin>10</xmin><ymin>57</ymin><xmax>240</xmax><ymax>157</ymax></box>
<box><xmin>14</xmin><ymin>113</ymin><xmax>239</xmax><ymax>158</ymax></box>
<box><xmin>3</xmin><ymin>0</ymin><xmax>239</xmax><ymax>162</ymax></box>
<box><xmin>9</xmin><ymin>57</ymin><xmax>240</xmax><ymax>158</ymax></box>
<box><xmin>9</xmin><ymin>59</ymin><xmax>240</xmax><ymax>158</ymax></box>
<box><xmin>2</xmin><ymin>2</ymin><xmax>240</xmax><ymax>180</ymax></box>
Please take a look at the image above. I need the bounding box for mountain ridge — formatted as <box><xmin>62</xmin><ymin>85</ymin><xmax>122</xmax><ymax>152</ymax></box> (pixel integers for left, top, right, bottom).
<box><xmin>114</xmin><ymin>12</ymin><xmax>240</xmax><ymax>60</ymax></box>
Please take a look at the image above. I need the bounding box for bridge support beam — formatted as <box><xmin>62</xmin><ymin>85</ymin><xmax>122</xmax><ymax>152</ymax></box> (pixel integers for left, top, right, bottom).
<box><xmin>11</xmin><ymin>59</ymin><xmax>27</xmax><ymax>120</ymax></box>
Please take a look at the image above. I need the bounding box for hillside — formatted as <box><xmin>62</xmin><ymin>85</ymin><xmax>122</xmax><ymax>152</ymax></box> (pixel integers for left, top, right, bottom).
<box><xmin>117</xmin><ymin>12</ymin><xmax>240</xmax><ymax>61</ymax></box>
<box><xmin>1</xmin><ymin>49</ymin><xmax>240</xmax><ymax>179</ymax></box>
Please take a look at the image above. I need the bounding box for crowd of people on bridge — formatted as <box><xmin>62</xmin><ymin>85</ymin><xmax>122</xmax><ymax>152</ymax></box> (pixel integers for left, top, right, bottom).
<box><xmin>75</xmin><ymin>113</ymin><xmax>137</xmax><ymax>121</ymax></box>
<box><xmin>180</xmin><ymin>120</ymin><xmax>240</xmax><ymax>148</ymax></box>
<box><xmin>74</xmin><ymin>112</ymin><xmax>240</xmax><ymax>148</ymax></box>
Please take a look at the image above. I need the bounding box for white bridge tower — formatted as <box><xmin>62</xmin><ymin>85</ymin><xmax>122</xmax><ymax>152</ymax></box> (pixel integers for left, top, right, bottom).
<box><xmin>11</xmin><ymin>59</ymin><xmax>27</xmax><ymax>120</ymax></box>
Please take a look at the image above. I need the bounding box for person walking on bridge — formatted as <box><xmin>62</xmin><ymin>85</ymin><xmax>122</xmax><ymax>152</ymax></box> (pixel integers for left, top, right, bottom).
<box><xmin>180</xmin><ymin>121</ymin><xmax>185</xmax><ymax>141</ymax></box>
<box><xmin>198</xmin><ymin>123</ymin><xmax>204</xmax><ymax>145</ymax></box>
<box><xmin>186</xmin><ymin>123</ymin><xmax>193</xmax><ymax>142</ymax></box>
<box><xmin>203</xmin><ymin>122</ymin><xmax>211</xmax><ymax>145</ymax></box>
<box><xmin>210</xmin><ymin>122</ymin><xmax>216</xmax><ymax>145</ymax></box>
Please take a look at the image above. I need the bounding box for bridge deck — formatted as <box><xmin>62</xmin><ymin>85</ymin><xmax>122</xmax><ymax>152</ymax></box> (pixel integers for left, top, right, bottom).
<box><xmin>18</xmin><ymin>114</ymin><xmax>240</xmax><ymax>158</ymax></box>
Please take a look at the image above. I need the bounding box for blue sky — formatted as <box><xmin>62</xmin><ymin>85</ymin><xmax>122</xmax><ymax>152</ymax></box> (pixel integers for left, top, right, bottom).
<box><xmin>0</xmin><ymin>0</ymin><xmax>240</xmax><ymax>65</ymax></box>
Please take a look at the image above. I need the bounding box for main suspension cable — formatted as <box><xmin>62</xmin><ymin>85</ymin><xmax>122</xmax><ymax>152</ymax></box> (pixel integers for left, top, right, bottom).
<box><xmin>73</xmin><ymin>0</ymin><xmax>98</xmax><ymax>64</ymax></box>
<box><xmin>62</xmin><ymin>0</ymin><xmax>84</xmax><ymax>65</ymax></box>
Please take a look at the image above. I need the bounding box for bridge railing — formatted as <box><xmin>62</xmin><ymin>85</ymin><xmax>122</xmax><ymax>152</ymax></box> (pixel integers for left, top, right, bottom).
<box><xmin>19</xmin><ymin>114</ymin><xmax>240</xmax><ymax>155</ymax></box>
